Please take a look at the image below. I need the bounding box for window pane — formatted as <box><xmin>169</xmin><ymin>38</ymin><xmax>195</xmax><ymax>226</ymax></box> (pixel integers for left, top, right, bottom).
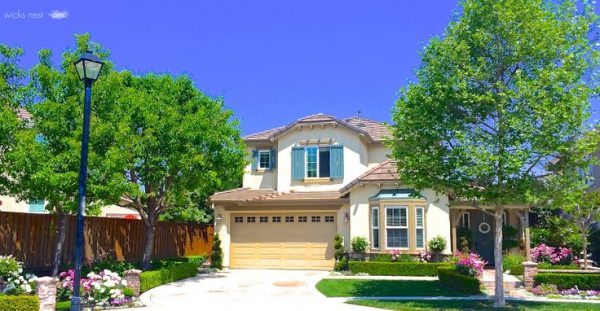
<box><xmin>306</xmin><ymin>147</ymin><xmax>317</xmax><ymax>178</ymax></box>
<box><xmin>373</xmin><ymin>228</ymin><xmax>380</xmax><ymax>248</ymax></box>
<box><xmin>259</xmin><ymin>151</ymin><xmax>270</xmax><ymax>169</ymax></box>
<box><xmin>400</xmin><ymin>208</ymin><xmax>407</xmax><ymax>227</ymax></box>
<box><xmin>387</xmin><ymin>208</ymin><xmax>400</xmax><ymax>226</ymax></box>
<box><xmin>319</xmin><ymin>147</ymin><xmax>330</xmax><ymax>177</ymax></box>
<box><xmin>372</xmin><ymin>208</ymin><xmax>379</xmax><ymax>227</ymax></box>
<box><xmin>416</xmin><ymin>208</ymin><xmax>423</xmax><ymax>227</ymax></box>
<box><xmin>416</xmin><ymin>228</ymin><xmax>424</xmax><ymax>248</ymax></box>
<box><xmin>387</xmin><ymin>228</ymin><xmax>401</xmax><ymax>248</ymax></box>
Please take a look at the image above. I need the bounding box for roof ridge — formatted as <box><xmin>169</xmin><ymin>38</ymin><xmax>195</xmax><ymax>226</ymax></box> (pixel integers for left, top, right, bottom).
<box><xmin>344</xmin><ymin>115</ymin><xmax>385</xmax><ymax>125</ymax></box>
<box><xmin>211</xmin><ymin>187</ymin><xmax>249</xmax><ymax>196</ymax></box>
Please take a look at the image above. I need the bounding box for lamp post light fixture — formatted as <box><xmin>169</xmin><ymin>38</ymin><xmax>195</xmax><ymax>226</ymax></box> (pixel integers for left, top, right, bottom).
<box><xmin>71</xmin><ymin>51</ymin><xmax>104</xmax><ymax>311</ymax></box>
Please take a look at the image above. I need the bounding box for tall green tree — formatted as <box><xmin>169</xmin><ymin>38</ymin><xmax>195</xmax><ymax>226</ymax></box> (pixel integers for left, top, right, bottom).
<box><xmin>389</xmin><ymin>0</ymin><xmax>598</xmax><ymax>307</ymax></box>
<box><xmin>106</xmin><ymin>72</ymin><xmax>245</xmax><ymax>270</ymax></box>
<box><xmin>0</xmin><ymin>35</ymin><xmax>129</xmax><ymax>276</ymax></box>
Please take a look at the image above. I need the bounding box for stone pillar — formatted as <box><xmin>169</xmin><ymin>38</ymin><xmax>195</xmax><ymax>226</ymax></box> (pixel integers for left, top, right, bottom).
<box><xmin>124</xmin><ymin>269</ymin><xmax>142</xmax><ymax>297</ymax></box>
<box><xmin>35</xmin><ymin>276</ymin><xmax>56</xmax><ymax>311</ymax></box>
<box><xmin>522</xmin><ymin>261</ymin><xmax>538</xmax><ymax>289</ymax></box>
<box><xmin>524</xmin><ymin>212</ymin><xmax>531</xmax><ymax>260</ymax></box>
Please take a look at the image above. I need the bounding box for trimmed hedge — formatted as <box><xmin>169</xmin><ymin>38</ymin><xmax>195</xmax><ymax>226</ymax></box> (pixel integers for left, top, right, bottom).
<box><xmin>56</xmin><ymin>301</ymin><xmax>70</xmax><ymax>311</ymax></box>
<box><xmin>537</xmin><ymin>263</ymin><xmax>579</xmax><ymax>270</ymax></box>
<box><xmin>534</xmin><ymin>273</ymin><xmax>600</xmax><ymax>290</ymax></box>
<box><xmin>508</xmin><ymin>264</ymin><xmax>524</xmax><ymax>276</ymax></box>
<box><xmin>140</xmin><ymin>262</ymin><xmax>199</xmax><ymax>293</ymax></box>
<box><xmin>348</xmin><ymin>261</ymin><xmax>451</xmax><ymax>276</ymax></box>
<box><xmin>0</xmin><ymin>295</ymin><xmax>39</xmax><ymax>311</ymax></box>
<box><xmin>437</xmin><ymin>267</ymin><xmax>481</xmax><ymax>295</ymax></box>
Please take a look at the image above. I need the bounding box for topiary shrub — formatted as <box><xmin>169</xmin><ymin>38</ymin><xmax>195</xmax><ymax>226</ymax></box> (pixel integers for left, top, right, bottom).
<box><xmin>534</xmin><ymin>273</ymin><xmax>600</xmax><ymax>290</ymax></box>
<box><xmin>210</xmin><ymin>234</ymin><xmax>223</xmax><ymax>270</ymax></box>
<box><xmin>437</xmin><ymin>266</ymin><xmax>481</xmax><ymax>295</ymax></box>
<box><xmin>457</xmin><ymin>227</ymin><xmax>473</xmax><ymax>252</ymax></box>
<box><xmin>348</xmin><ymin>261</ymin><xmax>451</xmax><ymax>276</ymax></box>
<box><xmin>428</xmin><ymin>236</ymin><xmax>447</xmax><ymax>261</ymax></box>
<box><xmin>334</xmin><ymin>234</ymin><xmax>345</xmax><ymax>261</ymax></box>
<box><xmin>0</xmin><ymin>295</ymin><xmax>39</xmax><ymax>311</ymax></box>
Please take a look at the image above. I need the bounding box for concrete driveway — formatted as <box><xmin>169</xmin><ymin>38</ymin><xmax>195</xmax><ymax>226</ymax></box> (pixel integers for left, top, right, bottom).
<box><xmin>138</xmin><ymin>269</ymin><xmax>375</xmax><ymax>311</ymax></box>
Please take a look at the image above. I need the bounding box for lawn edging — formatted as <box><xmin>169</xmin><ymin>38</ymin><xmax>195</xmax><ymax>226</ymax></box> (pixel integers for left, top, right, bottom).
<box><xmin>348</xmin><ymin>261</ymin><xmax>451</xmax><ymax>276</ymax></box>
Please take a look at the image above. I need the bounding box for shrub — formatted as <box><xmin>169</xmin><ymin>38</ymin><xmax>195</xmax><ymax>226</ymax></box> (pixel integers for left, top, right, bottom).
<box><xmin>419</xmin><ymin>251</ymin><xmax>434</xmax><ymax>263</ymax></box>
<box><xmin>140</xmin><ymin>262</ymin><xmax>198</xmax><ymax>293</ymax></box>
<box><xmin>0</xmin><ymin>295</ymin><xmax>39</xmax><ymax>311</ymax></box>
<box><xmin>82</xmin><ymin>255</ymin><xmax>137</xmax><ymax>276</ymax></box>
<box><xmin>502</xmin><ymin>226</ymin><xmax>519</xmax><ymax>250</ymax></box>
<box><xmin>502</xmin><ymin>251</ymin><xmax>526</xmax><ymax>272</ymax></box>
<box><xmin>371</xmin><ymin>254</ymin><xmax>393</xmax><ymax>262</ymax></box>
<box><xmin>334</xmin><ymin>258</ymin><xmax>349</xmax><ymax>271</ymax></box>
<box><xmin>437</xmin><ymin>267</ymin><xmax>481</xmax><ymax>295</ymax></box>
<box><xmin>348</xmin><ymin>261</ymin><xmax>451</xmax><ymax>276</ymax></box>
<box><xmin>0</xmin><ymin>255</ymin><xmax>36</xmax><ymax>295</ymax></box>
<box><xmin>56</xmin><ymin>301</ymin><xmax>70</xmax><ymax>311</ymax></box>
<box><xmin>428</xmin><ymin>236</ymin><xmax>447</xmax><ymax>253</ymax></box>
<box><xmin>534</xmin><ymin>273</ymin><xmax>600</xmax><ymax>290</ymax></box>
<box><xmin>454</xmin><ymin>252</ymin><xmax>486</xmax><ymax>277</ymax></box>
<box><xmin>351</xmin><ymin>237</ymin><xmax>369</xmax><ymax>253</ymax></box>
<box><xmin>395</xmin><ymin>253</ymin><xmax>414</xmax><ymax>263</ymax></box>
<box><xmin>457</xmin><ymin>227</ymin><xmax>473</xmax><ymax>252</ymax></box>
<box><xmin>508</xmin><ymin>265</ymin><xmax>524</xmax><ymax>276</ymax></box>
<box><xmin>334</xmin><ymin>234</ymin><xmax>345</xmax><ymax>261</ymax></box>
<box><xmin>210</xmin><ymin>234</ymin><xmax>223</xmax><ymax>269</ymax></box>
<box><xmin>531</xmin><ymin>244</ymin><xmax>573</xmax><ymax>265</ymax></box>
<box><xmin>537</xmin><ymin>263</ymin><xmax>579</xmax><ymax>270</ymax></box>
<box><xmin>123</xmin><ymin>287</ymin><xmax>134</xmax><ymax>297</ymax></box>
<box><xmin>531</xmin><ymin>283</ymin><xmax>558</xmax><ymax>296</ymax></box>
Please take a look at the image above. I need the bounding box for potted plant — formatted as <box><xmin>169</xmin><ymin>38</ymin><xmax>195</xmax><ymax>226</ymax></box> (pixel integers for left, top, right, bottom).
<box><xmin>428</xmin><ymin>235</ymin><xmax>447</xmax><ymax>262</ymax></box>
<box><xmin>351</xmin><ymin>236</ymin><xmax>369</xmax><ymax>261</ymax></box>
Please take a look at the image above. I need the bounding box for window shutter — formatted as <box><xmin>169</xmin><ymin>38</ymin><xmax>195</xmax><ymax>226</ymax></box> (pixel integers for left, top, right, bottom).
<box><xmin>269</xmin><ymin>149</ymin><xmax>277</xmax><ymax>170</ymax></box>
<box><xmin>291</xmin><ymin>147</ymin><xmax>305</xmax><ymax>180</ymax></box>
<box><xmin>330</xmin><ymin>145</ymin><xmax>344</xmax><ymax>179</ymax></box>
<box><xmin>251</xmin><ymin>150</ymin><xmax>258</xmax><ymax>171</ymax></box>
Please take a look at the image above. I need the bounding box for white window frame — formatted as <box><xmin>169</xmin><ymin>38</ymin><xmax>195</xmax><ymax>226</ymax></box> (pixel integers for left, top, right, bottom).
<box><xmin>258</xmin><ymin>149</ymin><xmax>271</xmax><ymax>169</ymax></box>
<box><xmin>415</xmin><ymin>206</ymin><xmax>425</xmax><ymax>249</ymax></box>
<box><xmin>385</xmin><ymin>206</ymin><xmax>409</xmax><ymax>250</ymax></box>
<box><xmin>371</xmin><ymin>206</ymin><xmax>380</xmax><ymax>249</ymax></box>
<box><xmin>304</xmin><ymin>146</ymin><xmax>331</xmax><ymax>179</ymax></box>
<box><xmin>462</xmin><ymin>212</ymin><xmax>470</xmax><ymax>228</ymax></box>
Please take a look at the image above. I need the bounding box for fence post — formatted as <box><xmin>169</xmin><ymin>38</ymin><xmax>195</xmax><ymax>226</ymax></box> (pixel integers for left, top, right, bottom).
<box><xmin>522</xmin><ymin>261</ymin><xmax>538</xmax><ymax>289</ymax></box>
<box><xmin>124</xmin><ymin>269</ymin><xmax>142</xmax><ymax>297</ymax></box>
<box><xmin>35</xmin><ymin>276</ymin><xmax>56</xmax><ymax>311</ymax></box>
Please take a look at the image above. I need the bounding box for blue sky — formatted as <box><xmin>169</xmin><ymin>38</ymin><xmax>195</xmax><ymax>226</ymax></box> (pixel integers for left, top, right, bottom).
<box><xmin>0</xmin><ymin>1</ymin><xmax>597</xmax><ymax>135</ymax></box>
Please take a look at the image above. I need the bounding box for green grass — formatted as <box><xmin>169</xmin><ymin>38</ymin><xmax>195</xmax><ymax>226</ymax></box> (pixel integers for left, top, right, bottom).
<box><xmin>315</xmin><ymin>279</ymin><xmax>465</xmax><ymax>297</ymax></box>
<box><xmin>348</xmin><ymin>299</ymin><xmax>600</xmax><ymax>310</ymax></box>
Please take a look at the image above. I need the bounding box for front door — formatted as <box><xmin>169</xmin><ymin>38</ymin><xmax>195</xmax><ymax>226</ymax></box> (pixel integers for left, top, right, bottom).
<box><xmin>471</xmin><ymin>211</ymin><xmax>494</xmax><ymax>265</ymax></box>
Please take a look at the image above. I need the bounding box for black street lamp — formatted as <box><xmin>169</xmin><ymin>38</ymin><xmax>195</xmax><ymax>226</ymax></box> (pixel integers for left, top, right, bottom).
<box><xmin>71</xmin><ymin>51</ymin><xmax>104</xmax><ymax>311</ymax></box>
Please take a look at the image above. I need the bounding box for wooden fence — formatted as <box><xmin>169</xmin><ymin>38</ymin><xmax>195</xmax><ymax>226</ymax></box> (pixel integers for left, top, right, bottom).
<box><xmin>0</xmin><ymin>211</ymin><xmax>213</xmax><ymax>269</ymax></box>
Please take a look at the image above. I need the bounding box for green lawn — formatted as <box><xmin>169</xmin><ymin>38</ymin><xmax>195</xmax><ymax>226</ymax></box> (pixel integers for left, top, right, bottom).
<box><xmin>348</xmin><ymin>299</ymin><xmax>600</xmax><ymax>311</ymax></box>
<box><xmin>315</xmin><ymin>279</ymin><xmax>465</xmax><ymax>297</ymax></box>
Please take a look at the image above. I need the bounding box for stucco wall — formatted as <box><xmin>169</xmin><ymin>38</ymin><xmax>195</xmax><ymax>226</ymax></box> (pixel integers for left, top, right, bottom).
<box><xmin>348</xmin><ymin>184</ymin><xmax>451</xmax><ymax>254</ymax></box>
<box><xmin>277</xmin><ymin>125</ymin><xmax>369</xmax><ymax>192</ymax></box>
<box><xmin>0</xmin><ymin>195</ymin><xmax>29</xmax><ymax>213</ymax></box>
<box><xmin>367</xmin><ymin>143</ymin><xmax>390</xmax><ymax>167</ymax></box>
<box><xmin>242</xmin><ymin>146</ymin><xmax>278</xmax><ymax>190</ymax></box>
<box><xmin>213</xmin><ymin>205</ymin><xmax>232</xmax><ymax>266</ymax></box>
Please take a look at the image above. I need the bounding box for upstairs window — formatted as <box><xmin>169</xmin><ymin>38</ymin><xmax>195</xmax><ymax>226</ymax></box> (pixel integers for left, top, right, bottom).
<box><xmin>306</xmin><ymin>146</ymin><xmax>330</xmax><ymax>178</ymax></box>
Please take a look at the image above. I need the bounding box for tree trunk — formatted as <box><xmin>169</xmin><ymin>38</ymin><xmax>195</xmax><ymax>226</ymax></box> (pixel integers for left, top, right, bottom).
<box><xmin>52</xmin><ymin>212</ymin><xmax>68</xmax><ymax>277</ymax></box>
<box><xmin>583</xmin><ymin>233</ymin><xmax>588</xmax><ymax>270</ymax></box>
<box><xmin>142</xmin><ymin>221</ymin><xmax>156</xmax><ymax>271</ymax></box>
<box><xmin>493</xmin><ymin>207</ymin><xmax>505</xmax><ymax>308</ymax></box>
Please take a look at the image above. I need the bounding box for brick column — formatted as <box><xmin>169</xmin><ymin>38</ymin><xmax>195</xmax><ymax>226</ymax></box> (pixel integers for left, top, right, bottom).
<box><xmin>35</xmin><ymin>276</ymin><xmax>56</xmax><ymax>311</ymax></box>
<box><xmin>522</xmin><ymin>261</ymin><xmax>538</xmax><ymax>289</ymax></box>
<box><xmin>124</xmin><ymin>269</ymin><xmax>142</xmax><ymax>297</ymax></box>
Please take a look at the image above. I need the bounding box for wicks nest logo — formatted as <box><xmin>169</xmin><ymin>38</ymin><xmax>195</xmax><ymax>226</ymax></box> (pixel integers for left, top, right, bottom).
<box><xmin>3</xmin><ymin>9</ymin><xmax>69</xmax><ymax>20</ymax></box>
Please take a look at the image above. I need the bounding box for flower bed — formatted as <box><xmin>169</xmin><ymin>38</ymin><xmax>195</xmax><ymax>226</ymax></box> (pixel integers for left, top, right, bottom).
<box><xmin>348</xmin><ymin>261</ymin><xmax>451</xmax><ymax>276</ymax></box>
<box><xmin>0</xmin><ymin>255</ymin><xmax>37</xmax><ymax>295</ymax></box>
<box><xmin>57</xmin><ymin>269</ymin><xmax>135</xmax><ymax>308</ymax></box>
<box><xmin>531</xmin><ymin>244</ymin><xmax>573</xmax><ymax>265</ymax></box>
<box><xmin>530</xmin><ymin>283</ymin><xmax>600</xmax><ymax>300</ymax></box>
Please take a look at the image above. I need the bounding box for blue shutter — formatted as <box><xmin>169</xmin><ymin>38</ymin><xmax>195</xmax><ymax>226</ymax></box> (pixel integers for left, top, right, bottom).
<box><xmin>251</xmin><ymin>150</ymin><xmax>258</xmax><ymax>171</ymax></box>
<box><xmin>291</xmin><ymin>147</ymin><xmax>305</xmax><ymax>181</ymax></box>
<box><xmin>330</xmin><ymin>145</ymin><xmax>344</xmax><ymax>179</ymax></box>
<box><xmin>269</xmin><ymin>149</ymin><xmax>277</xmax><ymax>170</ymax></box>
<box><xmin>28</xmin><ymin>200</ymin><xmax>45</xmax><ymax>213</ymax></box>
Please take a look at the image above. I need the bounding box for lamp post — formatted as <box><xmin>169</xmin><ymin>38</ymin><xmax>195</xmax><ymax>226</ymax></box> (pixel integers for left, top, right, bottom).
<box><xmin>71</xmin><ymin>51</ymin><xmax>104</xmax><ymax>311</ymax></box>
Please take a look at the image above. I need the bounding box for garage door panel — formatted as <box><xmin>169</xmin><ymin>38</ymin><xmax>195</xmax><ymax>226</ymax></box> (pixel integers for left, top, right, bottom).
<box><xmin>230</xmin><ymin>212</ymin><xmax>336</xmax><ymax>270</ymax></box>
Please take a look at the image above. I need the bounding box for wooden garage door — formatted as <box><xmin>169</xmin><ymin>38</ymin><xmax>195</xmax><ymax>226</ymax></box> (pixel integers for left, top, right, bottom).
<box><xmin>230</xmin><ymin>212</ymin><xmax>336</xmax><ymax>270</ymax></box>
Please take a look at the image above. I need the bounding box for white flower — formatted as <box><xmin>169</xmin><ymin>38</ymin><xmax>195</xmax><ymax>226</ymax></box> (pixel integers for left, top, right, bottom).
<box><xmin>121</xmin><ymin>280</ymin><xmax>128</xmax><ymax>286</ymax></box>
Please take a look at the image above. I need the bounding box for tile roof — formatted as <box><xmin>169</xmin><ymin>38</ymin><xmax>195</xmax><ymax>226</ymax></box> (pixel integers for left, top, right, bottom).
<box><xmin>210</xmin><ymin>188</ymin><xmax>345</xmax><ymax>204</ymax></box>
<box><xmin>340</xmin><ymin>160</ymin><xmax>399</xmax><ymax>193</ymax></box>
<box><xmin>243</xmin><ymin>113</ymin><xmax>390</xmax><ymax>143</ymax></box>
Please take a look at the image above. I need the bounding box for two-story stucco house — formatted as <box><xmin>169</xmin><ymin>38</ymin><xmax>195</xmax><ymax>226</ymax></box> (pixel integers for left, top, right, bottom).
<box><xmin>210</xmin><ymin>113</ymin><xmax>531</xmax><ymax>270</ymax></box>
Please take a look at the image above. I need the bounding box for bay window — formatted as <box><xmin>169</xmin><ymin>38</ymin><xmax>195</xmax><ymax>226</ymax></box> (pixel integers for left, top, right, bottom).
<box><xmin>386</xmin><ymin>206</ymin><xmax>408</xmax><ymax>249</ymax></box>
<box><xmin>371</xmin><ymin>207</ymin><xmax>380</xmax><ymax>249</ymax></box>
<box><xmin>415</xmin><ymin>206</ymin><xmax>425</xmax><ymax>249</ymax></box>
